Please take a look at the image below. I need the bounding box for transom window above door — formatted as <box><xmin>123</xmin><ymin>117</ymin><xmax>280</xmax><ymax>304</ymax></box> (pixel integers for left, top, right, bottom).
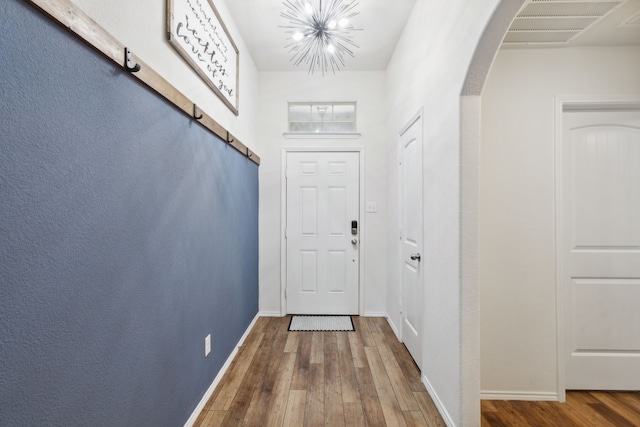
<box><xmin>287</xmin><ymin>102</ymin><xmax>357</xmax><ymax>134</ymax></box>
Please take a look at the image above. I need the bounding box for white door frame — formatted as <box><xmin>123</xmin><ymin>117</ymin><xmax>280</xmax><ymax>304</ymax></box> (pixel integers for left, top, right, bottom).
<box><xmin>281</xmin><ymin>147</ymin><xmax>366</xmax><ymax>316</ymax></box>
<box><xmin>397</xmin><ymin>108</ymin><xmax>423</xmax><ymax>344</ymax></box>
<box><xmin>554</xmin><ymin>96</ymin><xmax>640</xmax><ymax>401</ymax></box>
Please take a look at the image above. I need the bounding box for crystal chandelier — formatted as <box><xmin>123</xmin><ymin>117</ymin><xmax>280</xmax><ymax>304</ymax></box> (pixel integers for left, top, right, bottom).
<box><xmin>280</xmin><ymin>0</ymin><xmax>360</xmax><ymax>75</ymax></box>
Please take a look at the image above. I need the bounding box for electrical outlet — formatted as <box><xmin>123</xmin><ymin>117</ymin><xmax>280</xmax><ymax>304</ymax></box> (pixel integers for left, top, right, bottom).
<box><xmin>205</xmin><ymin>334</ymin><xmax>211</xmax><ymax>357</ymax></box>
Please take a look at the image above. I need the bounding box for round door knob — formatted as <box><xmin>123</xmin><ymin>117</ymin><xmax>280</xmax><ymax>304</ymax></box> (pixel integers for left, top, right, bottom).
<box><xmin>351</xmin><ymin>239</ymin><xmax>358</xmax><ymax>245</ymax></box>
<box><xmin>410</xmin><ymin>253</ymin><xmax>421</xmax><ymax>261</ymax></box>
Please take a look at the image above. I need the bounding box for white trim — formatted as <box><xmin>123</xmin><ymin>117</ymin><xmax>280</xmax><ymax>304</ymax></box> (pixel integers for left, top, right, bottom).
<box><xmin>183</xmin><ymin>314</ymin><xmax>260</xmax><ymax>427</ymax></box>
<box><xmin>422</xmin><ymin>374</ymin><xmax>456</xmax><ymax>427</ymax></box>
<box><xmin>553</xmin><ymin>96</ymin><xmax>640</xmax><ymax>403</ymax></box>
<box><xmin>283</xmin><ymin>132</ymin><xmax>361</xmax><ymax>139</ymax></box>
<box><xmin>258</xmin><ymin>311</ymin><xmax>283</xmax><ymax>317</ymax></box>
<box><xmin>280</xmin><ymin>147</ymin><xmax>366</xmax><ymax>316</ymax></box>
<box><xmin>480</xmin><ymin>391</ymin><xmax>560</xmax><ymax>402</ymax></box>
<box><xmin>554</xmin><ymin>96</ymin><xmax>566</xmax><ymax>403</ymax></box>
<box><xmin>362</xmin><ymin>311</ymin><xmax>387</xmax><ymax>317</ymax></box>
<box><xmin>397</xmin><ymin>108</ymin><xmax>424</xmax><ymax>368</ymax></box>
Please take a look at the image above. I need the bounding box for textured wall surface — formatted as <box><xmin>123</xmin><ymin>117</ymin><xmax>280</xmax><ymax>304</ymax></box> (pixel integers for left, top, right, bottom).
<box><xmin>0</xmin><ymin>1</ymin><xmax>258</xmax><ymax>425</ymax></box>
<box><xmin>480</xmin><ymin>46</ymin><xmax>640</xmax><ymax>397</ymax></box>
<box><xmin>385</xmin><ymin>1</ymin><xmax>502</xmax><ymax>424</ymax></box>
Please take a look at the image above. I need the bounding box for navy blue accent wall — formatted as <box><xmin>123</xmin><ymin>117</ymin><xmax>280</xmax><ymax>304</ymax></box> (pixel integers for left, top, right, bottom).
<box><xmin>0</xmin><ymin>1</ymin><xmax>259</xmax><ymax>425</ymax></box>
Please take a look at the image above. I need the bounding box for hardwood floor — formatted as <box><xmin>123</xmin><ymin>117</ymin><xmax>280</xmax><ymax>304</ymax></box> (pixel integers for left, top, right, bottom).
<box><xmin>482</xmin><ymin>391</ymin><xmax>640</xmax><ymax>427</ymax></box>
<box><xmin>194</xmin><ymin>316</ymin><xmax>446</xmax><ymax>427</ymax></box>
<box><xmin>194</xmin><ymin>315</ymin><xmax>640</xmax><ymax>426</ymax></box>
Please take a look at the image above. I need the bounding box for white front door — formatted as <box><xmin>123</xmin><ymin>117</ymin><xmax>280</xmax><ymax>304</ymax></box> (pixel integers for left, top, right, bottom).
<box><xmin>285</xmin><ymin>151</ymin><xmax>360</xmax><ymax>315</ymax></box>
<box><xmin>562</xmin><ymin>107</ymin><xmax>640</xmax><ymax>390</ymax></box>
<box><xmin>400</xmin><ymin>114</ymin><xmax>423</xmax><ymax>369</ymax></box>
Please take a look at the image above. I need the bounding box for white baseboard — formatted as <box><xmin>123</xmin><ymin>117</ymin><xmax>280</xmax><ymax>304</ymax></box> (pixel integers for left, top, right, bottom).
<box><xmin>481</xmin><ymin>391</ymin><xmax>560</xmax><ymax>401</ymax></box>
<box><xmin>422</xmin><ymin>374</ymin><xmax>456</xmax><ymax>427</ymax></box>
<box><xmin>258</xmin><ymin>311</ymin><xmax>283</xmax><ymax>317</ymax></box>
<box><xmin>362</xmin><ymin>311</ymin><xmax>387</xmax><ymax>317</ymax></box>
<box><xmin>183</xmin><ymin>313</ymin><xmax>261</xmax><ymax>427</ymax></box>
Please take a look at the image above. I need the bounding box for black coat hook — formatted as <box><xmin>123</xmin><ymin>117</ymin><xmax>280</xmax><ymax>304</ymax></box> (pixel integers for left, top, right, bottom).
<box><xmin>226</xmin><ymin>131</ymin><xmax>234</xmax><ymax>144</ymax></box>
<box><xmin>193</xmin><ymin>104</ymin><xmax>203</xmax><ymax>120</ymax></box>
<box><xmin>124</xmin><ymin>47</ymin><xmax>140</xmax><ymax>73</ymax></box>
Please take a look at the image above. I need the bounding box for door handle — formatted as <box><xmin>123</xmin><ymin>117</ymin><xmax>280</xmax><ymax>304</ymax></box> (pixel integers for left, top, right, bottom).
<box><xmin>410</xmin><ymin>253</ymin><xmax>421</xmax><ymax>261</ymax></box>
<box><xmin>351</xmin><ymin>239</ymin><xmax>358</xmax><ymax>245</ymax></box>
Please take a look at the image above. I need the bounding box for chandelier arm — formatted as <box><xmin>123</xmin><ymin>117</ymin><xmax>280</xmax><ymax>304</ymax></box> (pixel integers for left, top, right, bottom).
<box><xmin>280</xmin><ymin>0</ymin><xmax>360</xmax><ymax>75</ymax></box>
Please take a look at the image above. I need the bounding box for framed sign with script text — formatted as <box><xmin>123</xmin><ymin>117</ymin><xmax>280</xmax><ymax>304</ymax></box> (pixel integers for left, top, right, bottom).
<box><xmin>167</xmin><ymin>0</ymin><xmax>239</xmax><ymax>115</ymax></box>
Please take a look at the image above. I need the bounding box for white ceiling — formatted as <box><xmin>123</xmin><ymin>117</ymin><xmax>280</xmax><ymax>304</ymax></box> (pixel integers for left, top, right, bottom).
<box><xmin>225</xmin><ymin>0</ymin><xmax>640</xmax><ymax>72</ymax></box>
<box><xmin>503</xmin><ymin>0</ymin><xmax>640</xmax><ymax>48</ymax></box>
<box><xmin>224</xmin><ymin>0</ymin><xmax>417</xmax><ymax>72</ymax></box>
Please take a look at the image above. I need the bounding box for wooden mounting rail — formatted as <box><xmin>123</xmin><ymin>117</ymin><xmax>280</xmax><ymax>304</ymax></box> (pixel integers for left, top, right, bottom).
<box><xmin>24</xmin><ymin>0</ymin><xmax>260</xmax><ymax>165</ymax></box>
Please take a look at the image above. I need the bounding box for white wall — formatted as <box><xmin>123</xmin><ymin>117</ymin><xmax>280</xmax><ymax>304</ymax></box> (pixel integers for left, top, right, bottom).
<box><xmin>386</xmin><ymin>1</ymin><xmax>502</xmax><ymax>425</ymax></box>
<box><xmin>256</xmin><ymin>71</ymin><xmax>388</xmax><ymax>316</ymax></box>
<box><xmin>480</xmin><ymin>46</ymin><xmax>640</xmax><ymax>398</ymax></box>
<box><xmin>71</xmin><ymin>0</ymin><xmax>259</xmax><ymax>147</ymax></box>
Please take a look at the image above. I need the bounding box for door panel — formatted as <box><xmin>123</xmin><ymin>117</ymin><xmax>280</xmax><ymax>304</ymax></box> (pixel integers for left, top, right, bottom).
<box><xmin>563</xmin><ymin>109</ymin><xmax>640</xmax><ymax>390</ymax></box>
<box><xmin>286</xmin><ymin>152</ymin><xmax>359</xmax><ymax>314</ymax></box>
<box><xmin>401</xmin><ymin>114</ymin><xmax>423</xmax><ymax>370</ymax></box>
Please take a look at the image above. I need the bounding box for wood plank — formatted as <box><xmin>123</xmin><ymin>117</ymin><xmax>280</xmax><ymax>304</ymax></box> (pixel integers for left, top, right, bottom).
<box><xmin>209</xmin><ymin>332</ymin><xmax>265</xmax><ymax>410</ymax></box>
<box><xmin>219</xmin><ymin>321</ymin><xmax>280</xmax><ymax>425</ymax></box>
<box><xmin>303</xmin><ymin>362</ymin><xmax>325</xmax><ymax>426</ymax></box>
<box><xmin>589</xmin><ymin>402</ymin><xmax>639</xmax><ymax>427</ymax></box>
<box><xmin>355</xmin><ymin>366</ymin><xmax>387</xmax><ymax>427</ymax></box>
<box><xmin>354</xmin><ymin>316</ymin><xmax>376</xmax><ymax>347</ymax></box>
<box><xmin>24</xmin><ymin>0</ymin><xmax>260</xmax><ymax>165</ymax></box>
<box><xmin>264</xmin><ymin>352</ymin><xmax>296</xmax><ymax>427</ymax></box>
<box><xmin>612</xmin><ymin>392</ymin><xmax>640</xmax><ymax>417</ymax></box>
<box><xmin>197</xmin><ymin>410</ymin><xmax>226</xmax><ymax>427</ymax></box>
<box><xmin>282</xmin><ymin>390</ymin><xmax>307</xmax><ymax>427</ymax></box>
<box><xmin>378</xmin><ymin>320</ymin><xmax>424</xmax><ymax>392</ymax></box>
<box><xmin>290</xmin><ymin>331</ymin><xmax>312</xmax><ymax>390</ymax></box>
<box><xmin>347</xmin><ymin>326</ymin><xmax>368</xmax><ymax>369</ymax></box>
<box><xmin>566</xmin><ymin>392</ymin><xmax>619</xmax><ymax>427</ymax></box>
<box><xmin>336</xmin><ymin>332</ymin><xmax>361</xmax><ymax>403</ymax></box>
<box><xmin>324</xmin><ymin>332</ymin><xmax>345</xmax><ymax>427</ymax></box>
<box><xmin>481</xmin><ymin>400</ymin><xmax>499</xmax><ymax>413</ymax></box>
<box><xmin>403</xmin><ymin>410</ymin><xmax>430</xmax><ymax>427</ymax></box>
<box><xmin>537</xmin><ymin>401</ymin><xmax>588</xmax><ymax>427</ymax></box>
<box><xmin>482</xmin><ymin>401</ymin><xmax>532</xmax><ymax>427</ymax></box>
<box><xmin>481</xmin><ymin>411</ymin><xmax>509</xmax><ymax>427</ymax></box>
<box><xmin>242</xmin><ymin>317</ymin><xmax>290</xmax><ymax>425</ymax></box>
<box><xmin>414</xmin><ymin>391</ymin><xmax>447</xmax><ymax>427</ymax></box>
<box><xmin>555</xmin><ymin>395</ymin><xmax>617</xmax><ymax>427</ymax></box>
<box><xmin>482</xmin><ymin>392</ymin><xmax>640</xmax><ymax>427</ymax></box>
<box><xmin>310</xmin><ymin>331</ymin><xmax>325</xmax><ymax>364</ymax></box>
<box><xmin>591</xmin><ymin>391</ymin><xmax>640</xmax><ymax>425</ymax></box>
<box><xmin>371</xmin><ymin>330</ymin><xmax>419</xmax><ymax>411</ymax></box>
<box><xmin>343</xmin><ymin>402</ymin><xmax>366</xmax><ymax>426</ymax></box>
<box><xmin>512</xmin><ymin>401</ymin><xmax>565</xmax><ymax>426</ymax></box>
<box><xmin>284</xmin><ymin>331</ymin><xmax>299</xmax><ymax>353</ymax></box>
<box><xmin>365</xmin><ymin>346</ymin><xmax>408</xmax><ymax>427</ymax></box>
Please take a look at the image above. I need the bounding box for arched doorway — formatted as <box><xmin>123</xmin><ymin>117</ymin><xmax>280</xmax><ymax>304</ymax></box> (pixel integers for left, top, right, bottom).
<box><xmin>465</xmin><ymin>0</ymin><xmax>640</xmax><ymax>422</ymax></box>
<box><xmin>459</xmin><ymin>0</ymin><xmax>526</xmax><ymax>424</ymax></box>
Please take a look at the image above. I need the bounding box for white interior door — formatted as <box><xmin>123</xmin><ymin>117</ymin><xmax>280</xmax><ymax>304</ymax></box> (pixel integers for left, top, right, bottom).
<box><xmin>286</xmin><ymin>151</ymin><xmax>360</xmax><ymax>315</ymax></box>
<box><xmin>400</xmin><ymin>114</ymin><xmax>423</xmax><ymax>369</ymax></box>
<box><xmin>562</xmin><ymin>107</ymin><xmax>640</xmax><ymax>390</ymax></box>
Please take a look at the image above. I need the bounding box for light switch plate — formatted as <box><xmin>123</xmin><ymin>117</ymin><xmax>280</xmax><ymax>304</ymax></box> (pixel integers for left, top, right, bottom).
<box><xmin>366</xmin><ymin>201</ymin><xmax>377</xmax><ymax>213</ymax></box>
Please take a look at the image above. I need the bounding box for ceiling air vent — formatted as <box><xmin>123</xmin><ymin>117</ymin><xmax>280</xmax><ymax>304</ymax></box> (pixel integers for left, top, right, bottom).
<box><xmin>504</xmin><ymin>0</ymin><xmax>623</xmax><ymax>46</ymax></box>
<box><xmin>618</xmin><ymin>9</ymin><xmax>640</xmax><ymax>27</ymax></box>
